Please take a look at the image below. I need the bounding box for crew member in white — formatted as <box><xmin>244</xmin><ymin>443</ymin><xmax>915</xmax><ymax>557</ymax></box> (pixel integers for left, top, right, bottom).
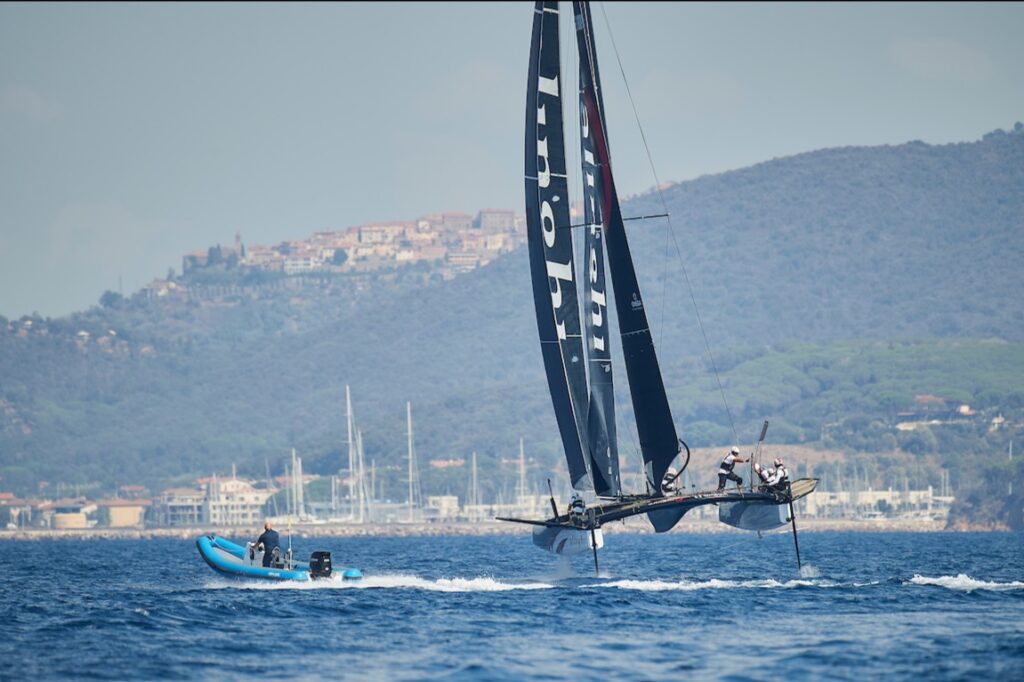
<box><xmin>716</xmin><ymin>446</ymin><xmax>747</xmax><ymax>492</ymax></box>
<box><xmin>765</xmin><ymin>457</ymin><xmax>789</xmax><ymax>492</ymax></box>
<box><xmin>754</xmin><ymin>457</ymin><xmax>789</xmax><ymax>493</ymax></box>
<box><xmin>661</xmin><ymin>466</ymin><xmax>679</xmax><ymax>496</ymax></box>
<box><xmin>569</xmin><ymin>493</ymin><xmax>586</xmax><ymax>525</ymax></box>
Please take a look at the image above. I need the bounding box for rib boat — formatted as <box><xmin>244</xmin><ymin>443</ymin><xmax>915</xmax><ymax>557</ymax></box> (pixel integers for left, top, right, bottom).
<box><xmin>196</xmin><ymin>534</ymin><xmax>362</xmax><ymax>582</ymax></box>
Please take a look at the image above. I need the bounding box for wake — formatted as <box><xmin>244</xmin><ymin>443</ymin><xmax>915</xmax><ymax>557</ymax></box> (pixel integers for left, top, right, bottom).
<box><xmin>205</xmin><ymin>574</ymin><xmax>555</xmax><ymax>592</ymax></box>
<box><xmin>206</xmin><ymin>572</ymin><xmax>1023</xmax><ymax>594</ymax></box>
<box><xmin>204</xmin><ymin>574</ymin><xmax>875</xmax><ymax>593</ymax></box>
<box><xmin>907</xmin><ymin>574</ymin><xmax>1024</xmax><ymax>592</ymax></box>
<box><xmin>591</xmin><ymin>577</ymin><xmax>845</xmax><ymax>591</ymax></box>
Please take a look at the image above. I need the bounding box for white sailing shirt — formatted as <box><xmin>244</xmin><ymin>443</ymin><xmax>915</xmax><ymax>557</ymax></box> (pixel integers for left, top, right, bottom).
<box><xmin>766</xmin><ymin>465</ymin><xmax>788</xmax><ymax>487</ymax></box>
<box><xmin>719</xmin><ymin>454</ymin><xmax>740</xmax><ymax>475</ymax></box>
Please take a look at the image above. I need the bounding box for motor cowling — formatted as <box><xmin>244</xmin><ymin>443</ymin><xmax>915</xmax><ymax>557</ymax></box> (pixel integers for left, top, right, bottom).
<box><xmin>309</xmin><ymin>550</ymin><xmax>333</xmax><ymax>579</ymax></box>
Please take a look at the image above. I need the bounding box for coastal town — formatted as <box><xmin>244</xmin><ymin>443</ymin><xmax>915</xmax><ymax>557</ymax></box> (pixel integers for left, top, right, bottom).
<box><xmin>140</xmin><ymin>207</ymin><xmax>527</xmax><ymax>302</ymax></box>
<box><xmin>0</xmin><ymin>450</ymin><xmax>957</xmax><ymax>536</ymax></box>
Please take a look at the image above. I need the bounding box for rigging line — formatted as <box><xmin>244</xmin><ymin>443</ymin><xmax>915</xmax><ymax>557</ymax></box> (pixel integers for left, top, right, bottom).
<box><xmin>598</xmin><ymin>2</ymin><xmax>739</xmax><ymax>445</ymax></box>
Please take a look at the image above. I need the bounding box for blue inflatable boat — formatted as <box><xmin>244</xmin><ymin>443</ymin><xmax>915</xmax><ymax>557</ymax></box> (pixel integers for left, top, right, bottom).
<box><xmin>196</xmin><ymin>535</ymin><xmax>362</xmax><ymax>582</ymax></box>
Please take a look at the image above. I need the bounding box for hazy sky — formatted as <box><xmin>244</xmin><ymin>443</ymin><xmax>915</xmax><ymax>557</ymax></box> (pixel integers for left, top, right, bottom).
<box><xmin>2</xmin><ymin>2</ymin><xmax>1022</xmax><ymax>318</ymax></box>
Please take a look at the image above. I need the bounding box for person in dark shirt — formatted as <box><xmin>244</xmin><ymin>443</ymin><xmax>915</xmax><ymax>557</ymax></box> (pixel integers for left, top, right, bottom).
<box><xmin>255</xmin><ymin>521</ymin><xmax>280</xmax><ymax>568</ymax></box>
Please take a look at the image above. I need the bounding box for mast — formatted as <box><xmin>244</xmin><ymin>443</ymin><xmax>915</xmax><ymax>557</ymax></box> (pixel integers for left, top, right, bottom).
<box><xmin>518</xmin><ymin>438</ymin><xmax>527</xmax><ymax>504</ymax></box>
<box><xmin>356</xmin><ymin>429</ymin><xmax>370</xmax><ymax>522</ymax></box>
<box><xmin>573</xmin><ymin>0</ymin><xmax>680</xmax><ymax>493</ymax></box>
<box><xmin>346</xmin><ymin>386</ymin><xmax>355</xmax><ymax>520</ymax></box>
<box><xmin>290</xmin><ymin>448</ymin><xmax>305</xmax><ymax>519</ymax></box>
<box><xmin>574</xmin><ymin>0</ymin><xmax>620</xmax><ymax>497</ymax></box>
<box><xmin>407</xmin><ymin>401</ymin><xmax>421</xmax><ymax>521</ymax></box>
<box><xmin>284</xmin><ymin>464</ymin><xmax>291</xmax><ymax>519</ymax></box>
<box><xmin>525</xmin><ymin>0</ymin><xmax>593</xmax><ymax>491</ymax></box>
<box><xmin>291</xmin><ymin>448</ymin><xmax>297</xmax><ymax>517</ymax></box>
<box><xmin>471</xmin><ymin>451</ymin><xmax>479</xmax><ymax>507</ymax></box>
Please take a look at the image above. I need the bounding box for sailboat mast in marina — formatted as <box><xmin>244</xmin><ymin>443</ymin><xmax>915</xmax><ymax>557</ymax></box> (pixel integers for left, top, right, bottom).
<box><xmin>406</xmin><ymin>401</ymin><xmax>422</xmax><ymax>522</ymax></box>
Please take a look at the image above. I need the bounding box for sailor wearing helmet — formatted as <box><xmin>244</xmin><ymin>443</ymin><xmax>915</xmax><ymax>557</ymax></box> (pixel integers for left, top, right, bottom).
<box><xmin>568</xmin><ymin>493</ymin><xmax>586</xmax><ymax>525</ymax></box>
<box><xmin>765</xmin><ymin>457</ymin><xmax>789</xmax><ymax>492</ymax></box>
<box><xmin>754</xmin><ymin>457</ymin><xmax>790</xmax><ymax>494</ymax></box>
<box><xmin>716</xmin><ymin>446</ymin><xmax>747</xmax><ymax>492</ymax></box>
<box><xmin>661</xmin><ymin>466</ymin><xmax>680</xmax><ymax>496</ymax></box>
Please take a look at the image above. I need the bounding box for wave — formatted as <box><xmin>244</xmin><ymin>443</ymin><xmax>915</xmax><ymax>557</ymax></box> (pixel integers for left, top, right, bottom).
<box><xmin>590</xmin><ymin>578</ymin><xmax>835</xmax><ymax>591</ymax></box>
<box><xmin>205</xmin><ymin>574</ymin><xmax>555</xmax><ymax>592</ymax></box>
<box><xmin>907</xmin><ymin>574</ymin><xmax>1024</xmax><ymax>592</ymax></box>
<box><xmin>204</xmin><ymin>575</ymin><xmax>890</xmax><ymax>593</ymax></box>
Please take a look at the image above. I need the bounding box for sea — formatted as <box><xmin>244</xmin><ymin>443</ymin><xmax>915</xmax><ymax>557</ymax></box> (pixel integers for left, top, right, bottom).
<box><xmin>2</xmin><ymin>531</ymin><xmax>1021</xmax><ymax>680</ymax></box>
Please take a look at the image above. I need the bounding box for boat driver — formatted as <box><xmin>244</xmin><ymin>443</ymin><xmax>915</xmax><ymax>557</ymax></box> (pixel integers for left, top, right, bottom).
<box><xmin>255</xmin><ymin>520</ymin><xmax>280</xmax><ymax>568</ymax></box>
<box><xmin>716</xmin><ymin>446</ymin><xmax>747</xmax><ymax>493</ymax></box>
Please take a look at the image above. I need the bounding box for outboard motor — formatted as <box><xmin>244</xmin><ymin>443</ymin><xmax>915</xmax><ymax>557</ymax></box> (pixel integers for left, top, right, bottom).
<box><xmin>309</xmin><ymin>550</ymin><xmax>333</xmax><ymax>579</ymax></box>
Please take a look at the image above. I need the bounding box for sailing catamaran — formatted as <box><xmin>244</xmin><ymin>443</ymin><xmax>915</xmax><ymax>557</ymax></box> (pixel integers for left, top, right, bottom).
<box><xmin>499</xmin><ymin>1</ymin><xmax>817</xmax><ymax>569</ymax></box>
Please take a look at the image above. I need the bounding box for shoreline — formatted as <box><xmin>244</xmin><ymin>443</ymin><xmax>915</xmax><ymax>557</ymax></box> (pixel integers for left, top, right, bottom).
<box><xmin>0</xmin><ymin>517</ymin><xmax>1000</xmax><ymax>540</ymax></box>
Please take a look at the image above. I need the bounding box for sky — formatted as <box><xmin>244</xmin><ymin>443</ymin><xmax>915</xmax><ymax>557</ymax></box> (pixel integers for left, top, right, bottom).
<box><xmin>1</xmin><ymin>2</ymin><xmax>1022</xmax><ymax>318</ymax></box>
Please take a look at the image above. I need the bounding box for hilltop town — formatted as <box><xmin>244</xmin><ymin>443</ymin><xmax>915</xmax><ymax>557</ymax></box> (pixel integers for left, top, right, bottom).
<box><xmin>142</xmin><ymin>208</ymin><xmax>526</xmax><ymax>302</ymax></box>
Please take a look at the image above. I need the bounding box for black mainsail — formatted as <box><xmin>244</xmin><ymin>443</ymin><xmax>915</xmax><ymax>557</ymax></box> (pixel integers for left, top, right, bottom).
<box><xmin>573</xmin><ymin>0</ymin><xmax>680</xmax><ymax>494</ymax></box>
<box><xmin>574</xmin><ymin>3</ymin><xmax>619</xmax><ymax>497</ymax></box>
<box><xmin>525</xmin><ymin>0</ymin><xmax>592</xmax><ymax>491</ymax></box>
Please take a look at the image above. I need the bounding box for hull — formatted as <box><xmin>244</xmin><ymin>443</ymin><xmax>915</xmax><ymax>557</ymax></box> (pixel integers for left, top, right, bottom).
<box><xmin>718</xmin><ymin>500</ymin><xmax>790</xmax><ymax>531</ymax></box>
<box><xmin>718</xmin><ymin>478</ymin><xmax>819</xmax><ymax>532</ymax></box>
<box><xmin>532</xmin><ymin>526</ymin><xmax>604</xmax><ymax>555</ymax></box>
<box><xmin>196</xmin><ymin>535</ymin><xmax>362</xmax><ymax>581</ymax></box>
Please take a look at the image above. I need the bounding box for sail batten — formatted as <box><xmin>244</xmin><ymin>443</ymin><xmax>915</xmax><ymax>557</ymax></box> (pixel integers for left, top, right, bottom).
<box><xmin>572</xmin><ymin>0</ymin><xmax>680</xmax><ymax>494</ymax></box>
<box><xmin>526</xmin><ymin>0</ymin><xmax>592</xmax><ymax>491</ymax></box>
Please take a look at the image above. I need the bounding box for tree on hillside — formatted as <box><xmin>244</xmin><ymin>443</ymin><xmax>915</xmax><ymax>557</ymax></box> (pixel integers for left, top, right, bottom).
<box><xmin>99</xmin><ymin>291</ymin><xmax>124</xmax><ymax>309</ymax></box>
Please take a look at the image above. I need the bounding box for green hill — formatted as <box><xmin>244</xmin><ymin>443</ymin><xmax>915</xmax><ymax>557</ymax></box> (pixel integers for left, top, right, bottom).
<box><xmin>1</xmin><ymin>126</ymin><xmax>1022</xmax><ymax>526</ymax></box>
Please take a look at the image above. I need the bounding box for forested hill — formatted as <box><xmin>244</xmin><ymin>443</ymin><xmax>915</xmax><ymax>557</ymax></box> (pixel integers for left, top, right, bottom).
<box><xmin>1</xmin><ymin>126</ymin><xmax>1022</xmax><ymax>507</ymax></box>
<box><xmin>624</xmin><ymin>123</ymin><xmax>1024</xmax><ymax>352</ymax></box>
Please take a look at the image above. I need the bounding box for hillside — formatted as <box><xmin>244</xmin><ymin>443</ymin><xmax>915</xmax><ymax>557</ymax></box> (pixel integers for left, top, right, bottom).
<box><xmin>1</xmin><ymin>127</ymin><xmax>1022</xmax><ymax>525</ymax></box>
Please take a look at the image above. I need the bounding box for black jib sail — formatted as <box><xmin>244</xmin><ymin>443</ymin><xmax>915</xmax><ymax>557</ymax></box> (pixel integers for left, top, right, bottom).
<box><xmin>525</xmin><ymin>0</ymin><xmax>592</xmax><ymax>491</ymax></box>
<box><xmin>574</xmin><ymin>4</ymin><xmax>619</xmax><ymax>497</ymax></box>
<box><xmin>573</xmin><ymin>0</ymin><xmax>680</xmax><ymax>494</ymax></box>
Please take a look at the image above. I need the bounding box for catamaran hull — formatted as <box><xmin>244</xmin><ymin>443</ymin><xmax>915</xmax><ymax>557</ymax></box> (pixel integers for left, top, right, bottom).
<box><xmin>718</xmin><ymin>501</ymin><xmax>790</xmax><ymax>531</ymax></box>
<box><xmin>644</xmin><ymin>478</ymin><xmax>820</xmax><ymax>533</ymax></box>
<box><xmin>532</xmin><ymin>526</ymin><xmax>604</xmax><ymax>555</ymax></box>
<box><xmin>719</xmin><ymin>479</ymin><xmax>819</xmax><ymax>531</ymax></box>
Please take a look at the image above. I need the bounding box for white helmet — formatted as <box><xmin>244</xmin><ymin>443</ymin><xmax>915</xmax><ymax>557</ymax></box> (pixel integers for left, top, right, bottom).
<box><xmin>730</xmin><ymin>446</ymin><xmax>740</xmax><ymax>455</ymax></box>
<box><xmin>774</xmin><ymin>457</ymin><xmax>783</xmax><ymax>467</ymax></box>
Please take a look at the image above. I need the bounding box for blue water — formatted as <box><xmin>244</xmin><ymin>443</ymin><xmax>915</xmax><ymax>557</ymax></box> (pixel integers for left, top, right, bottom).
<box><xmin>2</xmin><ymin>532</ymin><xmax>1022</xmax><ymax>680</ymax></box>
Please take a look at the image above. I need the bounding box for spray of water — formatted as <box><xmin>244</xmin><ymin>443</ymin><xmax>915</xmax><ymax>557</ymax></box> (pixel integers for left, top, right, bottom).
<box><xmin>908</xmin><ymin>574</ymin><xmax>1024</xmax><ymax>592</ymax></box>
<box><xmin>799</xmin><ymin>564</ymin><xmax>821</xmax><ymax>579</ymax></box>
